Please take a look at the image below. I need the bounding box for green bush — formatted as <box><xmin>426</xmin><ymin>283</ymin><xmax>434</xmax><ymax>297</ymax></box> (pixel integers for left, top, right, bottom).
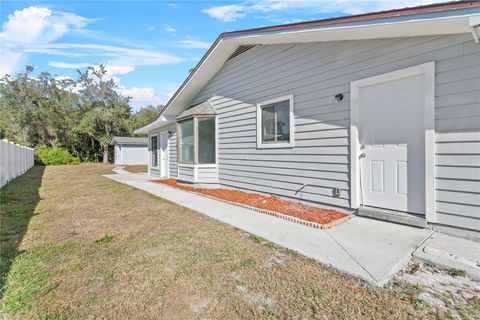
<box><xmin>34</xmin><ymin>147</ymin><xmax>80</xmax><ymax>166</ymax></box>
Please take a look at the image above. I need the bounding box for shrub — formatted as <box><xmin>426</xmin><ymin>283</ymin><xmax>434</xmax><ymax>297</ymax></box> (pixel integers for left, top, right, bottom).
<box><xmin>34</xmin><ymin>147</ymin><xmax>80</xmax><ymax>166</ymax></box>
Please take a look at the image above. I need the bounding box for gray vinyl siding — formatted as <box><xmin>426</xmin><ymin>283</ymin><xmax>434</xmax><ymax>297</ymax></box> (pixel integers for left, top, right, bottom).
<box><xmin>197</xmin><ymin>166</ymin><xmax>219</xmax><ymax>183</ymax></box>
<box><xmin>435</xmin><ymin>132</ymin><xmax>480</xmax><ymax>231</ymax></box>
<box><xmin>185</xmin><ymin>33</ymin><xmax>479</xmax><ymax>230</ymax></box>
<box><xmin>168</xmin><ymin>128</ymin><xmax>178</xmax><ymax>178</ymax></box>
<box><xmin>178</xmin><ymin>166</ymin><xmax>194</xmax><ymax>182</ymax></box>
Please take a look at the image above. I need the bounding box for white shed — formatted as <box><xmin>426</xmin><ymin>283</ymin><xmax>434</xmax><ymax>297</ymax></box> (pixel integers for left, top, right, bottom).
<box><xmin>110</xmin><ymin>137</ymin><xmax>148</xmax><ymax>165</ymax></box>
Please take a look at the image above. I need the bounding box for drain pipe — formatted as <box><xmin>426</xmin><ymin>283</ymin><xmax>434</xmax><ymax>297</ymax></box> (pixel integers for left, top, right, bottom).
<box><xmin>470</xmin><ymin>16</ymin><xmax>480</xmax><ymax>44</ymax></box>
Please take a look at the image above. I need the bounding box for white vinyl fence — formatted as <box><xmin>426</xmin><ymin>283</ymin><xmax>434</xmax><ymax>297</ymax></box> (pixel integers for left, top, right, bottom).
<box><xmin>0</xmin><ymin>139</ymin><xmax>35</xmax><ymax>188</ymax></box>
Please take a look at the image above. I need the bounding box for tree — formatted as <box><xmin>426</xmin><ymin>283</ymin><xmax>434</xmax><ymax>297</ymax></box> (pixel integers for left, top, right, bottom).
<box><xmin>0</xmin><ymin>64</ymin><xmax>153</xmax><ymax>163</ymax></box>
<box><xmin>76</xmin><ymin>65</ymin><xmax>131</xmax><ymax>163</ymax></box>
<box><xmin>128</xmin><ymin>105</ymin><xmax>163</xmax><ymax>133</ymax></box>
<box><xmin>0</xmin><ymin>66</ymin><xmax>78</xmax><ymax>148</ymax></box>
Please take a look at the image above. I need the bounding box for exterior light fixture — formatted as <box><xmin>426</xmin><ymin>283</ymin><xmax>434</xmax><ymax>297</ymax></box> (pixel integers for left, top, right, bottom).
<box><xmin>335</xmin><ymin>93</ymin><xmax>344</xmax><ymax>101</ymax></box>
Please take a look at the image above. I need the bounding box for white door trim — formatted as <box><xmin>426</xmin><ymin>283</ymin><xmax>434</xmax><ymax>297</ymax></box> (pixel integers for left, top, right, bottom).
<box><xmin>350</xmin><ymin>62</ymin><xmax>435</xmax><ymax>222</ymax></box>
<box><xmin>160</xmin><ymin>131</ymin><xmax>169</xmax><ymax>178</ymax></box>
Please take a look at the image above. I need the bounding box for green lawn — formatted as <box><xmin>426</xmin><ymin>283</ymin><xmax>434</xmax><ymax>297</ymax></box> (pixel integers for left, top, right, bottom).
<box><xmin>0</xmin><ymin>164</ymin><xmax>444</xmax><ymax>319</ymax></box>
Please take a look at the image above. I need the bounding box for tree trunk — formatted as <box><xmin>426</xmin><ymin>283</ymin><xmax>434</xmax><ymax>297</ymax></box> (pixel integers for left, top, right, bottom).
<box><xmin>103</xmin><ymin>147</ymin><xmax>109</xmax><ymax>163</ymax></box>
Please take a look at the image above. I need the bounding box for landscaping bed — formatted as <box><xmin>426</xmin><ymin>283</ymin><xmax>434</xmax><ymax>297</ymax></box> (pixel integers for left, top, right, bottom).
<box><xmin>154</xmin><ymin>179</ymin><xmax>348</xmax><ymax>226</ymax></box>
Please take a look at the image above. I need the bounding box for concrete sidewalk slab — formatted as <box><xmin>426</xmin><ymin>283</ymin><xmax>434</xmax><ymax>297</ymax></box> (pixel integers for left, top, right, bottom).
<box><xmin>104</xmin><ymin>172</ymin><xmax>432</xmax><ymax>286</ymax></box>
<box><xmin>413</xmin><ymin>232</ymin><xmax>480</xmax><ymax>280</ymax></box>
<box><xmin>326</xmin><ymin>218</ymin><xmax>433</xmax><ymax>285</ymax></box>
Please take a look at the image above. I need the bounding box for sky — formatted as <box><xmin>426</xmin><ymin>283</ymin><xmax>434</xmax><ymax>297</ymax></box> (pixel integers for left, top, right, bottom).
<box><xmin>0</xmin><ymin>0</ymin><xmax>448</xmax><ymax>111</ymax></box>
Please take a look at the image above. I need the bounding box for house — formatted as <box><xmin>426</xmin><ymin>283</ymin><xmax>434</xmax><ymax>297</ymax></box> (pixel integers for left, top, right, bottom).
<box><xmin>135</xmin><ymin>1</ymin><xmax>480</xmax><ymax>239</ymax></box>
<box><xmin>110</xmin><ymin>137</ymin><xmax>148</xmax><ymax>165</ymax></box>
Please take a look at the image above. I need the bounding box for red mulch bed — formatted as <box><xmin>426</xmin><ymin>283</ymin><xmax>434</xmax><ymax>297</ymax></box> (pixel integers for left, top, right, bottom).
<box><xmin>153</xmin><ymin>179</ymin><xmax>348</xmax><ymax>225</ymax></box>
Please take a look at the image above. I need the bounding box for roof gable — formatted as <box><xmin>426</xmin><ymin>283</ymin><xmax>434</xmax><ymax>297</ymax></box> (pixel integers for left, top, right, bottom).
<box><xmin>177</xmin><ymin>100</ymin><xmax>216</xmax><ymax>120</ymax></box>
<box><xmin>134</xmin><ymin>1</ymin><xmax>480</xmax><ymax>134</ymax></box>
<box><xmin>110</xmin><ymin>136</ymin><xmax>148</xmax><ymax>145</ymax></box>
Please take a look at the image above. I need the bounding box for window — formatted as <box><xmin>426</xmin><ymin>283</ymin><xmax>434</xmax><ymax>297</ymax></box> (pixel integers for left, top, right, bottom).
<box><xmin>198</xmin><ymin>117</ymin><xmax>216</xmax><ymax>164</ymax></box>
<box><xmin>178</xmin><ymin>119</ymin><xmax>194</xmax><ymax>163</ymax></box>
<box><xmin>150</xmin><ymin>135</ymin><xmax>158</xmax><ymax>167</ymax></box>
<box><xmin>257</xmin><ymin>95</ymin><xmax>294</xmax><ymax>148</ymax></box>
<box><xmin>177</xmin><ymin>116</ymin><xmax>216</xmax><ymax>165</ymax></box>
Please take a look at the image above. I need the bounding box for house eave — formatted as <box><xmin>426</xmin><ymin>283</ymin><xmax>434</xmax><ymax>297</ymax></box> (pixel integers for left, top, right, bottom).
<box><xmin>135</xmin><ymin>2</ymin><xmax>480</xmax><ymax>132</ymax></box>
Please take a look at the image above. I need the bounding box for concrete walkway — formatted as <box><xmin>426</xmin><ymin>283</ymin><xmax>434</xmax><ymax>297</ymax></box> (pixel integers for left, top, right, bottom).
<box><xmin>413</xmin><ymin>232</ymin><xmax>480</xmax><ymax>280</ymax></box>
<box><xmin>104</xmin><ymin>172</ymin><xmax>435</xmax><ymax>286</ymax></box>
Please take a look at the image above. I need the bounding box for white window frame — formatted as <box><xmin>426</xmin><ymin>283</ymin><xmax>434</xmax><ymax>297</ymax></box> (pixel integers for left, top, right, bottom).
<box><xmin>256</xmin><ymin>95</ymin><xmax>295</xmax><ymax>149</ymax></box>
<box><xmin>177</xmin><ymin>115</ymin><xmax>217</xmax><ymax>165</ymax></box>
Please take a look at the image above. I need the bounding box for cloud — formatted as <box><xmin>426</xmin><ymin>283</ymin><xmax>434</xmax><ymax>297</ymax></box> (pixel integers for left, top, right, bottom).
<box><xmin>32</xmin><ymin>43</ymin><xmax>183</xmax><ymax>76</ymax></box>
<box><xmin>105</xmin><ymin>65</ymin><xmax>135</xmax><ymax>75</ymax></box>
<box><xmin>178</xmin><ymin>40</ymin><xmax>211</xmax><ymax>49</ymax></box>
<box><xmin>167</xmin><ymin>3</ymin><xmax>179</xmax><ymax>9</ymax></box>
<box><xmin>147</xmin><ymin>25</ymin><xmax>156</xmax><ymax>32</ymax></box>
<box><xmin>201</xmin><ymin>5</ymin><xmax>246</xmax><ymax>22</ymax></box>
<box><xmin>121</xmin><ymin>87</ymin><xmax>165</xmax><ymax>109</ymax></box>
<box><xmin>0</xmin><ymin>6</ymin><xmax>90</xmax><ymax>75</ymax></box>
<box><xmin>201</xmin><ymin>0</ymin><xmax>451</xmax><ymax>22</ymax></box>
<box><xmin>54</xmin><ymin>75</ymin><xmax>72</xmax><ymax>81</ymax></box>
<box><xmin>164</xmin><ymin>24</ymin><xmax>176</xmax><ymax>33</ymax></box>
<box><xmin>49</xmin><ymin>61</ymin><xmax>91</xmax><ymax>69</ymax></box>
<box><xmin>32</xmin><ymin>43</ymin><xmax>182</xmax><ymax>65</ymax></box>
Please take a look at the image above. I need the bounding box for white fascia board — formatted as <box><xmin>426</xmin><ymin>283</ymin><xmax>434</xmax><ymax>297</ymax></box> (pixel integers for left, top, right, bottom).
<box><xmin>133</xmin><ymin>115</ymin><xmax>177</xmax><ymax>134</ymax></box>
<box><xmin>470</xmin><ymin>15</ymin><xmax>480</xmax><ymax>43</ymax></box>
<box><xmin>233</xmin><ymin>15</ymin><xmax>473</xmax><ymax>45</ymax></box>
<box><xmin>162</xmin><ymin>39</ymin><xmax>238</xmax><ymax>117</ymax></box>
<box><xmin>134</xmin><ymin>120</ymin><xmax>167</xmax><ymax>134</ymax></box>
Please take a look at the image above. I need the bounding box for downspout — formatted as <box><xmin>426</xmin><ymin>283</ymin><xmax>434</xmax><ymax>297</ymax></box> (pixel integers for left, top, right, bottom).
<box><xmin>469</xmin><ymin>16</ymin><xmax>480</xmax><ymax>44</ymax></box>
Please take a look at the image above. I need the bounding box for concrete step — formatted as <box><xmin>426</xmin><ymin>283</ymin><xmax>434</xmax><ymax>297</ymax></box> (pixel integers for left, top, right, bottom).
<box><xmin>357</xmin><ymin>206</ymin><xmax>427</xmax><ymax>228</ymax></box>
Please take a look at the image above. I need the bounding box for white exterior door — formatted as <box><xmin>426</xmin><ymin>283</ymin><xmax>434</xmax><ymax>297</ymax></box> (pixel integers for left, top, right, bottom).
<box><xmin>160</xmin><ymin>132</ymin><xmax>168</xmax><ymax>178</ymax></box>
<box><xmin>358</xmin><ymin>73</ymin><xmax>426</xmax><ymax>215</ymax></box>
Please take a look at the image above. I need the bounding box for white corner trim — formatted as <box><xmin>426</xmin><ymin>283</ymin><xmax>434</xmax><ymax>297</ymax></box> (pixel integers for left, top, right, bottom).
<box><xmin>256</xmin><ymin>94</ymin><xmax>295</xmax><ymax>149</ymax></box>
<box><xmin>350</xmin><ymin>62</ymin><xmax>436</xmax><ymax>222</ymax></box>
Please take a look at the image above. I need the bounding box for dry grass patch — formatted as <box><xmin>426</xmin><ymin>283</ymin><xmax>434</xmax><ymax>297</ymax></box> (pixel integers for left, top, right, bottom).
<box><xmin>123</xmin><ymin>165</ymin><xmax>147</xmax><ymax>173</ymax></box>
<box><xmin>1</xmin><ymin>164</ymin><xmax>444</xmax><ymax>319</ymax></box>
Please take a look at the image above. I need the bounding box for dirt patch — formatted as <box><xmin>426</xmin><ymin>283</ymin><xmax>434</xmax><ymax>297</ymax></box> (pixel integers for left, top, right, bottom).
<box><xmin>390</xmin><ymin>262</ymin><xmax>480</xmax><ymax>319</ymax></box>
<box><xmin>154</xmin><ymin>179</ymin><xmax>348</xmax><ymax>226</ymax></box>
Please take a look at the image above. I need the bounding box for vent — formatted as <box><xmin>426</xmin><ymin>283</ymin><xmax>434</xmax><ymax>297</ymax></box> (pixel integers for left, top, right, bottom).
<box><xmin>226</xmin><ymin>45</ymin><xmax>256</xmax><ymax>61</ymax></box>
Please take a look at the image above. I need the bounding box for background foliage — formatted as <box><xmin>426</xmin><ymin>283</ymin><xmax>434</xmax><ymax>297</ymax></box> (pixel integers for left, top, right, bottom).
<box><xmin>0</xmin><ymin>65</ymin><xmax>162</xmax><ymax>163</ymax></box>
<box><xmin>34</xmin><ymin>146</ymin><xmax>81</xmax><ymax>166</ymax></box>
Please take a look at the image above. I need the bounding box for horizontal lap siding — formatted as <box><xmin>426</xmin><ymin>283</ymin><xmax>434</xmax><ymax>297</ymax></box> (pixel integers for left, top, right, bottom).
<box><xmin>186</xmin><ymin>34</ymin><xmax>479</xmax><ymax>229</ymax></box>
<box><xmin>169</xmin><ymin>128</ymin><xmax>178</xmax><ymax>178</ymax></box>
<box><xmin>178</xmin><ymin>166</ymin><xmax>194</xmax><ymax>182</ymax></box>
<box><xmin>149</xmin><ymin>167</ymin><xmax>161</xmax><ymax>178</ymax></box>
<box><xmin>435</xmin><ymin>132</ymin><xmax>480</xmax><ymax>231</ymax></box>
<box><xmin>434</xmin><ymin>38</ymin><xmax>480</xmax><ymax>231</ymax></box>
<box><xmin>197</xmin><ymin>167</ymin><xmax>218</xmax><ymax>183</ymax></box>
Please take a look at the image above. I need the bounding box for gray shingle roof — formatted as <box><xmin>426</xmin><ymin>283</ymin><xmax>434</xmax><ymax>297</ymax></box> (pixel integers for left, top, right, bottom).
<box><xmin>177</xmin><ymin>100</ymin><xmax>216</xmax><ymax>120</ymax></box>
<box><xmin>110</xmin><ymin>136</ymin><xmax>148</xmax><ymax>145</ymax></box>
